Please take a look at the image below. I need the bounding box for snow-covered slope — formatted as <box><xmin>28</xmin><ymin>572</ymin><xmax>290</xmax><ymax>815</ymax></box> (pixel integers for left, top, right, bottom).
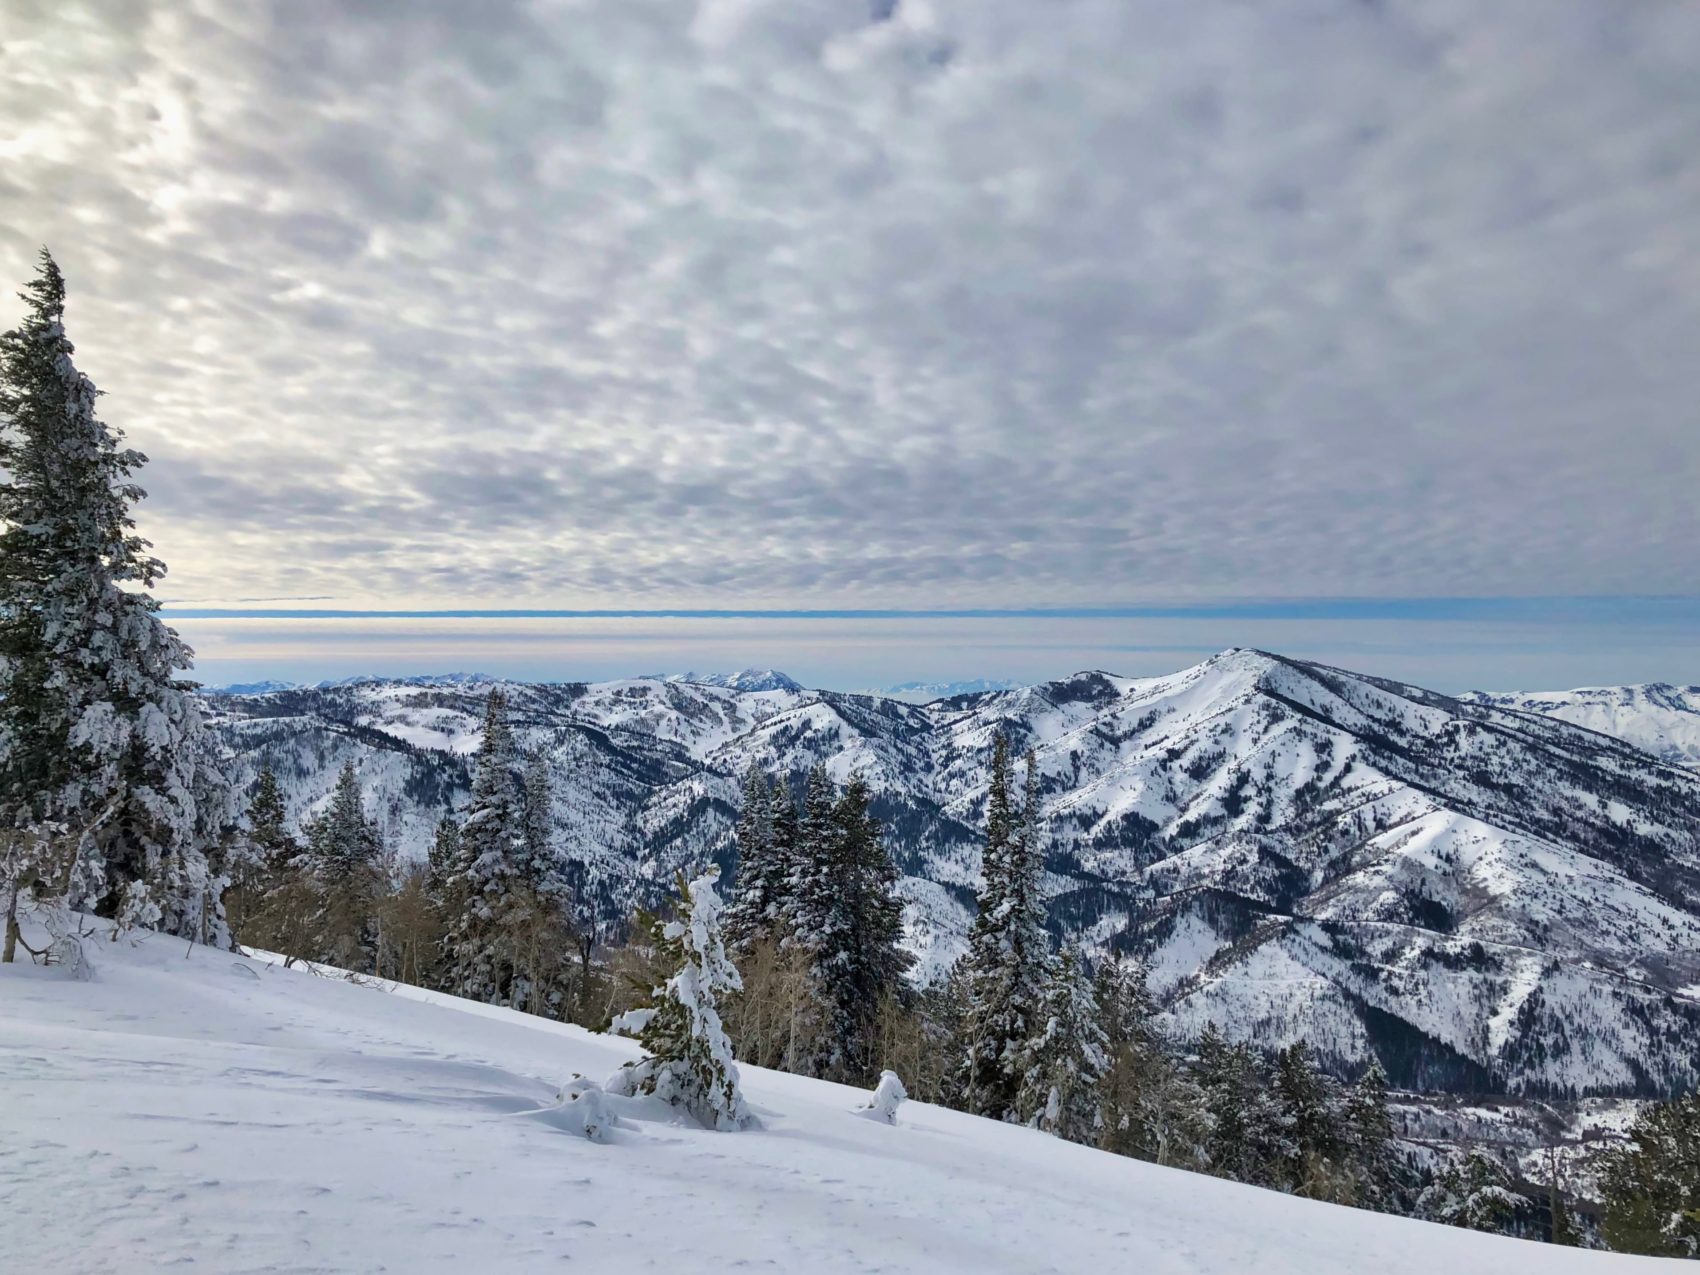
<box><xmin>0</xmin><ymin>928</ymin><xmax>1669</xmax><ymax>1275</ymax></box>
<box><xmin>1463</xmin><ymin>684</ymin><xmax>1700</xmax><ymax>770</ymax></box>
<box><xmin>203</xmin><ymin>650</ymin><xmax>1700</xmax><ymax>1096</ymax></box>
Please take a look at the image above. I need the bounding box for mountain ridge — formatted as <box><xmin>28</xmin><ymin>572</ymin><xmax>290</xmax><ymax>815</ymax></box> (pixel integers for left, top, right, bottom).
<box><xmin>204</xmin><ymin>649</ymin><xmax>1700</xmax><ymax>1098</ymax></box>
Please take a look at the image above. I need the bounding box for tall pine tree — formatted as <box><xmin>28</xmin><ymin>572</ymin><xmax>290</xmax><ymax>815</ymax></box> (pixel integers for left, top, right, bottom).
<box><xmin>442</xmin><ymin>689</ymin><xmax>526</xmax><ymax>1003</ymax></box>
<box><xmin>1020</xmin><ymin>950</ymin><xmax>1108</xmax><ymax>1142</ymax></box>
<box><xmin>724</xmin><ymin>765</ymin><xmax>779</xmax><ymax>953</ymax></box>
<box><xmin>0</xmin><ymin>250</ymin><xmax>234</xmax><ymax>938</ymax></box>
<box><xmin>960</xmin><ymin>737</ymin><xmax>1050</xmax><ymax>1121</ymax></box>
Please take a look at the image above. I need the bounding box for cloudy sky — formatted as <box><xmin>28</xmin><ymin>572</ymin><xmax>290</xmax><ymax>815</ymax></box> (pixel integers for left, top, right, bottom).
<box><xmin>3</xmin><ymin>0</ymin><xmax>1697</xmax><ymax>688</ymax></box>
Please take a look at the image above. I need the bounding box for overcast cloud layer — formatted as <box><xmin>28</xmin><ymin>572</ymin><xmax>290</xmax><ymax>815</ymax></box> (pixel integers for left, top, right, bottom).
<box><xmin>3</xmin><ymin>0</ymin><xmax>1698</xmax><ymax>610</ymax></box>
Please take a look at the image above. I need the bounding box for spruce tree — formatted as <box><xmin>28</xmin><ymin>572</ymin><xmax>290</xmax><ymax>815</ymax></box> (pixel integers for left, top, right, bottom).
<box><xmin>427</xmin><ymin>814</ymin><xmax>460</xmax><ymax>902</ymax></box>
<box><xmin>1020</xmin><ymin>951</ymin><xmax>1108</xmax><ymax>1142</ymax></box>
<box><xmin>778</xmin><ymin>765</ymin><xmax>857</xmax><ymax>1076</ymax></box>
<box><xmin>0</xmin><ymin>250</ymin><xmax>234</xmax><ymax>937</ymax></box>
<box><xmin>1194</xmin><ymin>1025</ymin><xmax>1281</xmax><ymax>1185</ymax></box>
<box><xmin>306</xmin><ymin>762</ymin><xmax>381</xmax><ymax>883</ymax></box>
<box><xmin>1343</xmin><ymin>1061</ymin><xmax>1396</xmax><ymax>1207</ymax></box>
<box><xmin>960</xmin><ymin>738</ymin><xmax>1049</xmax><ymax>1121</ymax></box>
<box><xmin>303</xmin><ymin>761</ymin><xmax>382</xmax><ymax>968</ymax></box>
<box><xmin>818</xmin><ymin>772</ymin><xmax>911</xmax><ymax>1080</ymax></box>
<box><xmin>785</xmin><ymin>763</ymin><xmax>841</xmax><ymax>951</ymax></box>
<box><xmin>768</xmin><ymin>782</ymin><xmax>799</xmax><ymax>914</ymax></box>
<box><xmin>1096</xmin><ymin>956</ymin><xmax>1204</xmax><ymax>1168</ymax></box>
<box><xmin>1272</xmin><ymin>1041</ymin><xmax>1344</xmax><ymax>1197</ymax></box>
<box><xmin>724</xmin><ymin>765</ymin><xmax>778</xmax><ymax>952</ymax></box>
<box><xmin>248</xmin><ymin>764</ymin><xmax>298</xmax><ymax>870</ymax></box>
<box><xmin>838</xmin><ymin>773</ymin><xmax>911</xmax><ymax>1020</ymax></box>
<box><xmin>1599</xmin><ymin>1093</ymin><xmax>1700</xmax><ymax>1257</ymax></box>
<box><xmin>519</xmin><ymin>753</ymin><xmax>551</xmax><ymax>887</ymax></box>
<box><xmin>227</xmin><ymin>762</ymin><xmax>297</xmax><ymax>937</ymax></box>
<box><xmin>608</xmin><ymin>866</ymin><xmax>750</xmax><ymax>1130</ymax></box>
<box><xmin>442</xmin><ymin>689</ymin><xmax>526</xmax><ymax>1003</ymax></box>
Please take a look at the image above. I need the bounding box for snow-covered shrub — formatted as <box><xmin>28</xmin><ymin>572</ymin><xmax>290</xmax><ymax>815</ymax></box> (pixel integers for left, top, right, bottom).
<box><xmin>856</xmin><ymin>1070</ymin><xmax>907</xmax><ymax>1125</ymax></box>
<box><xmin>547</xmin><ymin>1075</ymin><xmax>616</xmax><ymax>1144</ymax></box>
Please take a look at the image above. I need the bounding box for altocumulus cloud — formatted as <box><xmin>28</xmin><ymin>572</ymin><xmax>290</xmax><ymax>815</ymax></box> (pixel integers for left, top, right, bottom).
<box><xmin>2</xmin><ymin>0</ymin><xmax>1697</xmax><ymax>608</ymax></box>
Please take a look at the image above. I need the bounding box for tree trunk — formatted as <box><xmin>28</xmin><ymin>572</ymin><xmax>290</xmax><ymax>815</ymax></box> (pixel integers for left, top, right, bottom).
<box><xmin>3</xmin><ymin>886</ymin><xmax>19</xmax><ymax>964</ymax></box>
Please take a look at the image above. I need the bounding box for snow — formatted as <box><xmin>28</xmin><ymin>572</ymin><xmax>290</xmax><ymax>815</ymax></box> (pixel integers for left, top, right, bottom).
<box><xmin>0</xmin><ymin>928</ymin><xmax>1671</xmax><ymax>1274</ymax></box>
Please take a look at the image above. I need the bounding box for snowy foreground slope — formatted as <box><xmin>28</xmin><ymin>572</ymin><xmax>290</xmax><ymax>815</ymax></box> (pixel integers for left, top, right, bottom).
<box><xmin>0</xmin><ymin>931</ymin><xmax>1673</xmax><ymax>1275</ymax></box>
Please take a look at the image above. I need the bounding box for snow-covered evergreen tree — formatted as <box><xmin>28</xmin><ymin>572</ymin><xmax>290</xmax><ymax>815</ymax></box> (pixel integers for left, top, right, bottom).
<box><xmin>1194</xmin><ymin>1024</ymin><xmax>1281</xmax><ymax>1184</ymax></box>
<box><xmin>607</xmin><ymin>866</ymin><xmax>750</xmax><ymax>1130</ymax></box>
<box><xmin>960</xmin><ymin>738</ymin><xmax>1050</xmax><ymax>1121</ymax></box>
<box><xmin>785</xmin><ymin>763</ymin><xmax>840</xmax><ymax>948</ymax></box>
<box><xmin>724</xmin><ymin>765</ymin><xmax>779</xmax><ymax>952</ymax></box>
<box><xmin>1020</xmin><ymin>951</ymin><xmax>1108</xmax><ymax>1142</ymax></box>
<box><xmin>1600</xmin><ymin>1092</ymin><xmax>1700</xmax><ymax>1257</ymax></box>
<box><xmin>0</xmin><ymin>250</ymin><xmax>234</xmax><ymax>938</ymax></box>
<box><xmin>426</xmin><ymin>813</ymin><xmax>460</xmax><ymax>905</ymax></box>
<box><xmin>834</xmin><ymin>773</ymin><xmax>911</xmax><ymax>1056</ymax></box>
<box><xmin>1417</xmin><ymin>1149</ymin><xmax>1524</xmax><ymax>1234</ymax></box>
<box><xmin>1271</xmin><ymin>1041</ymin><xmax>1345</xmax><ymax>1197</ymax></box>
<box><xmin>305</xmin><ymin>762</ymin><xmax>381</xmax><ymax>883</ymax></box>
<box><xmin>442</xmin><ymin>689</ymin><xmax>527</xmax><ymax>1003</ymax></box>
<box><xmin>519</xmin><ymin>752</ymin><xmax>559</xmax><ymax>894</ymax></box>
<box><xmin>301</xmin><ymin>761</ymin><xmax>382</xmax><ymax>968</ymax></box>
<box><xmin>1096</xmin><ymin>956</ymin><xmax>1204</xmax><ymax>1168</ymax></box>
<box><xmin>1343</xmin><ymin>1061</ymin><xmax>1397</xmax><ymax>1207</ymax></box>
<box><xmin>247</xmin><ymin>765</ymin><xmax>298</xmax><ymax>870</ymax></box>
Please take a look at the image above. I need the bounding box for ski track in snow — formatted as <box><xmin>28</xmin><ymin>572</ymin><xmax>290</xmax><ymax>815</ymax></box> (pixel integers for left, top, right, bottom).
<box><xmin>0</xmin><ymin>929</ymin><xmax>1676</xmax><ymax>1274</ymax></box>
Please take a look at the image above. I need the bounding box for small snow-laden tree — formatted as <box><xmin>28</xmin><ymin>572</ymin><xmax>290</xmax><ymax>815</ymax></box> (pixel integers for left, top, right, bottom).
<box><xmin>607</xmin><ymin>866</ymin><xmax>750</xmax><ymax>1130</ymax></box>
<box><xmin>857</xmin><ymin>1070</ymin><xmax>907</xmax><ymax>1125</ymax></box>
<box><xmin>0</xmin><ymin>251</ymin><xmax>235</xmax><ymax>938</ymax></box>
<box><xmin>1019</xmin><ymin>951</ymin><xmax>1108</xmax><ymax>1142</ymax></box>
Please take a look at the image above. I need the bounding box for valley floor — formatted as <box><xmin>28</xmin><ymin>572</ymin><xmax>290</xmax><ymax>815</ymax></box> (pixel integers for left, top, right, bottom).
<box><xmin>0</xmin><ymin>928</ymin><xmax>1678</xmax><ymax>1274</ymax></box>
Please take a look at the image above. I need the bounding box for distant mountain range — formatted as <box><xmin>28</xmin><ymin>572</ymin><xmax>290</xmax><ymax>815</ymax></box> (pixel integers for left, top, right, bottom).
<box><xmin>875</xmin><ymin>677</ymin><xmax>1022</xmax><ymax>700</ymax></box>
<box><xmin>1461</xmin><ymin>683</ymin><xmax>1700</xmax><ymax>770</ymax></box>
<box><xmin>202</xmin><ymin>650</ymin><xmax>1700</xmax><ymax>1098</ymax></box>
<box><xmin>203</xmin><ymin>673</ymin><xmax>497</xmax><ymax>696</ymax></box>
<box><xmin>635</xmin><ymin>669</ymin><xmax>805</xmax><ymax>693</ymax></box>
